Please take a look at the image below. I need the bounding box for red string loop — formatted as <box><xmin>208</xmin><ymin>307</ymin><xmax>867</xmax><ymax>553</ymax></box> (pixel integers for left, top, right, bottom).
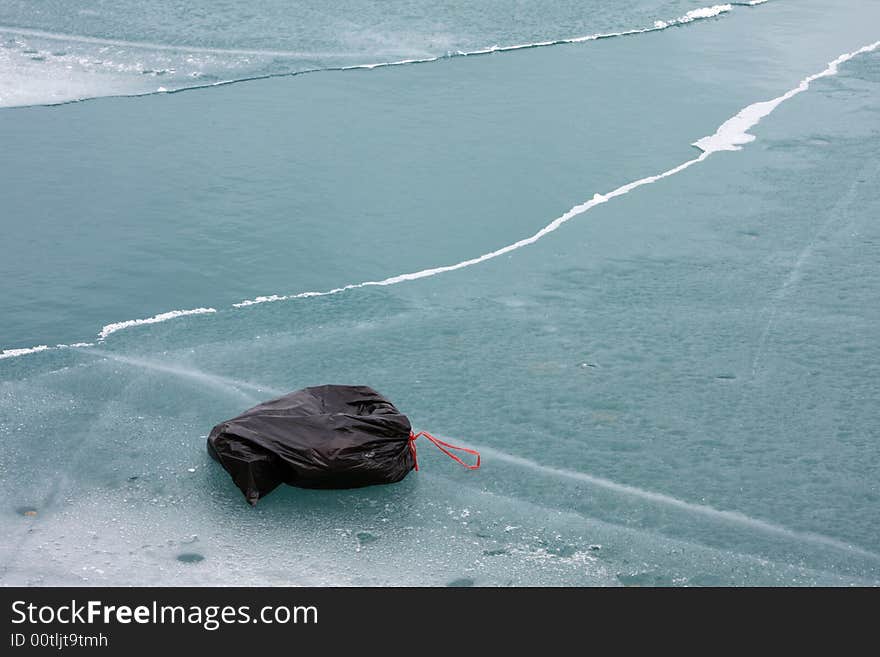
<box><xmin>409</xmin><ymin>431</ymin><xmax>480</xmax><ymax>472</ymax></box>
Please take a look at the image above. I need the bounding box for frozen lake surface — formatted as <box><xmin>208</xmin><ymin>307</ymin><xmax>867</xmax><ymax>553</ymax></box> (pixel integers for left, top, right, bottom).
<box><xmin>2</xmin><ymin>0</ymin><xmax>879</xmax><ymax>585</ymax></box>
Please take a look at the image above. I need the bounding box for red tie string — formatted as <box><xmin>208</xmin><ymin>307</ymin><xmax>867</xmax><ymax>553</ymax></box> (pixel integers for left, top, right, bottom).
<box><xmin>409</xmin><ymin>431</ymin><xmax>481</xmax><ymax>471</ymax></box>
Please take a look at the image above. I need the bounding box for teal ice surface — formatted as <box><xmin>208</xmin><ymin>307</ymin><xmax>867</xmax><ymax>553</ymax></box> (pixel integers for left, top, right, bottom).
<box><xmin>2</xmin><ymin>0</ymin><xmax>880</xmax><ymax>585</ymax></box>
<box><xmin>0</xmin><ymin>0</ymin><xmax>706</xmax><ymax>107</ymax></box>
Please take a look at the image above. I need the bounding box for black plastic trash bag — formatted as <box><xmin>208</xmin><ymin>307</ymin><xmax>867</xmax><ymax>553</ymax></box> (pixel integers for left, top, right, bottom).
<box><xmin>207</xmin><ymin>384</ymin><xmax>479</xmax><ymax>505</ymax></box>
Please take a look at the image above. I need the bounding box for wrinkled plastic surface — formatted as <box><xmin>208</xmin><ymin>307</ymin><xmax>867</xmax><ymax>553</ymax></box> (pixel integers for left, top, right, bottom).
<box><xmin>207</xmin><ymin>385</ymin><xmax>414</xmax><ymax>505</ymax></box>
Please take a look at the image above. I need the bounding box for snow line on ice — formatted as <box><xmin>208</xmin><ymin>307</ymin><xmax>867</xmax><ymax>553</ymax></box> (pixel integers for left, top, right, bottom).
<box><xmin>97</xmin><ymin>307</ymin><xmax>217</xmax><ymax>341</ymax></box>
<box><xmin>0</xmin><ymin>309</ymin><xmax>216</xmax><ymax>361</ymax></box>
<box><xmin>0</xmin><ymin>345</ymin><xmax>50</xmax><ymax>360</ymax></box>
<box><xmin>417</xmin><ymin>5</ymin><xmax>733</xmax><ymax>55</ymax></box>
<box><xmin>3</xmin><ymin>39</ymin><xmax>878</xmax><ymax>361</ymax></box>
<box><xmin>233</xmin><ymin>155</ymin><xmax>708</xmax><ymax>307</ymax></box>
<box><xmin>475</xmin><ymin>444</ymin><xmax>880</xmax><ymax>560</ymax></box>
<box><xmin>693</xmin><ymin>40</ymin><xmax>880</xmax><ymax>152</ymax></box>
<box><xmin>2</xmin><ymin>4</ymin><xmax>740</xmax><ymax>109</ymax></box>
<box><xmin>234</xmin><ymin>40</ymin><xmax>880</xmax><ymax>308</ymax></box>
<box><xmin>0</xmin><ymin>342</ymin><xmax>93</xmax><ymax>360</ymax></box>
